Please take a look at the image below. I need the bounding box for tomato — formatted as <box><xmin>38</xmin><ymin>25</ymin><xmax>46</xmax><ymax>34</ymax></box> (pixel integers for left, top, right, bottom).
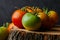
<box><xmin>0</xmin><ymin>27</ymin><xmax>8</xmax><ymax>40</ymax></box>
<box><xmin>38</xmin><ymin>12</ymin><xmax>49</xmax><ymax>27</ymax></box>
<box><xmin>22</xmin><ymin>13</ymin><xmax>41</xmax><ymax>30</ymax></box>
<box><xmin>38</xmin><ymin>12</ymin><xmax>48</xmax><ymax>22</ymax></box>
<box><xmin>12</xmin><ymin>9</ymin><xmax>26</xmax><ymax>28</ymax></box>
<box><xmin>45</xmin><ymin>10</ymin><xmax>59</xmax><ymax>29</ymax></box>
<box><xmin>48</xmin><ymin>10</ymin><xmax>59</xmax><ymax>23</ymax></box>
<box><xmin>7</xmin><ymin>23</ymin><xmax>13</xmax><ymax>32</ymax></box>
<box><xmin>7</xmin><ymin>23</ymin><xmax>19</xmax><ymax>32</ymax></box>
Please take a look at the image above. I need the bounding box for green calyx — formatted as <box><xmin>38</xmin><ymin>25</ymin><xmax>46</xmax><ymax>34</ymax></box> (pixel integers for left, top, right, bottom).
<box><xmin>1</xmin><ymin>22</ymin><xmax>9</xmax><ymax>28</ymax></box>
<box><xmin>42</xmin><ymin>7</ymin><xmax>49</xmax><ymax>14</ymax></box>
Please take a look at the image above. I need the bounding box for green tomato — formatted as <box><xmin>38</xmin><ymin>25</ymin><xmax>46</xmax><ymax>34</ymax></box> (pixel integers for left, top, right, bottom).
<box><xmin>0</xmin><ymin>27</ymin><xmax>8</xmax><ymax>40</ymax></box>
<box><xmin>22</xmin><ymin>13</ymin><xmax>41</xmax><ymax>30</ymax></box>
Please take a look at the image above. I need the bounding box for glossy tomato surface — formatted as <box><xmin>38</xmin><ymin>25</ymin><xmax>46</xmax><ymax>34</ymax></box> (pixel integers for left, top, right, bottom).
<box><xmin>22</xmin><ymin>13</ymin><xmax>41</xmax><ymax>30</ymax></box>
<box><xmin>12</xmin><ymin>9</ymin><xmax>26</xmax><ymax>28</ymax></box>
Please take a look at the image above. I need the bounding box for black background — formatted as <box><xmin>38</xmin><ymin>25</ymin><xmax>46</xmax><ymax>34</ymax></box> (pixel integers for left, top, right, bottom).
<box><xmin>0</xmin><ymin>0</ymin><xmax>60</xmax><ymax>26</ymax></box>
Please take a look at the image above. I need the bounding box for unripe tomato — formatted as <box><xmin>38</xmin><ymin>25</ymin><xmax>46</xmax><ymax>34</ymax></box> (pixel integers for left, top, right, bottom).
<box><xmin>0</xmin><ymin>27</ymin><xmax>8</xmax><ymax>40</ymax></box>
<box><xmin>22</xmin><ymin>13</ymin><xmax>41</xmax><ymax>30</ymax></box>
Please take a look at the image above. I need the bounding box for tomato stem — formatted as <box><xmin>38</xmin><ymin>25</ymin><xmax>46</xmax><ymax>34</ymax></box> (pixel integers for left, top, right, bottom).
<box><xmin>5</xmin><ymin>22</ymin><xmax>9</xmax><ymax>27</ymax></box>
<box><xmin>2</xmin><ymin>22</ymin><xmax>9</xmax><ymax>27</ymax></box>
<box><xmin>21</xmin><ymin>7</ymin><xmax>27</xmax><ymax>11</ymax></box>
<box><xmin>45</xmin><ymin>8</ymin><xmax>48</xmax><ymax>14</ymax></box>
<box><xmin>43</xmin><ymin>7</ymin><xmax>48</xmax><ymax>14</ymax></box>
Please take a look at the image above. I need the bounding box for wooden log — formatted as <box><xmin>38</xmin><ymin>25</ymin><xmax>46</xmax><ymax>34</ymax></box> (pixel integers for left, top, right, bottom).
<box><xmin>8</xmin><ymin>29</ymin><xmax>43</xmax><ymax>40</ymax></box>
<box><xmin>7</xmin><ymin>29</ymin><xmax>60</xmax><ymax>40</ymax></box>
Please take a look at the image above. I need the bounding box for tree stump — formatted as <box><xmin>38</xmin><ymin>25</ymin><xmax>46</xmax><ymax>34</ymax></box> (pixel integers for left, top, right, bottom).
<box><xmin>8</xmin><ymin>29</ymin><xmax>60</xmax><ymax>40</ymax></box>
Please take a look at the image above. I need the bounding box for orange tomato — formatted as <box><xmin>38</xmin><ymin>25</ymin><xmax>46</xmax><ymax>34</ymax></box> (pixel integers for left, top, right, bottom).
<box><xmin>48</xmin><ymin>10</ymin><xmax>59</xmax><ymax>23</ymax></box>
<box><xmin>45</xmin><ymin>10</ymin><xmax>59</xmax><ymax>29</ymax></box>
<box><xmin>7</xmin><ymin>23</ymin><xmax>18</xmax><ymax>32</ymax></box>
<box><xmin>38</xmin><ymin>12</ymin><xmax>49</xmax><ymax>23</ymax></box>
<box><xmin>37</xmin><ymin>12</ymin><xmax>50</xmax><ymax>29</ymax></box>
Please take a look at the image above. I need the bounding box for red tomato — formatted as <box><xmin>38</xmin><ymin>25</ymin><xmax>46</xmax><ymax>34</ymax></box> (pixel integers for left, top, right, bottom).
<box><xmin>12</xmin><ymin>9</ymin><xmax>26</xmax><ymax>28</ymax></box>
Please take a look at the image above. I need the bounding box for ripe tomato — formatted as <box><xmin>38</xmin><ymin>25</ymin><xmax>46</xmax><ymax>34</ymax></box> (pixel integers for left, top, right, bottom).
<box><xmin>12</xmin><ymin>9</ymin><xmax>26</xmax><ymax>28</ymax></box>
<box><xmin>46</xmin><ymin>10</ymin><xmax>59</xmax><ymax>29</ymax></box>
<box><xmin>48</xmin><ymin>10</ymin><xmax>59</xmax><ymax>23</ymax></box>
<box><xmin>38</xmin><ymin>12</ymin><xmax>49</xmax><ymax>26</ymax></box>
<box><xmin>37</xmin><ymin>12</ymin><xmax>52</xmax><ymax>29</ymax></box>
<box><xmin>7</xmin><ymin>23</ymin><xmax>19</xmax><ymax>32</ymax></box>
<box><xmin>38</xmin><ymin>12</ymin><xmax>48</xmax><ymax>22</ymax></box>
<box><xmin>7</xmin><ymin>23</ymin><xmax>15</xmax><ymax>32</ymax></box>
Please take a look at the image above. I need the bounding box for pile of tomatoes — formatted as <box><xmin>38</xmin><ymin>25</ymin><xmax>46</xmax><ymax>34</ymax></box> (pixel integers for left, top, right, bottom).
<box><xmin>8</xmin><ymin>6</ymin><xmax>59</xmax><ymax>31</ymax></box>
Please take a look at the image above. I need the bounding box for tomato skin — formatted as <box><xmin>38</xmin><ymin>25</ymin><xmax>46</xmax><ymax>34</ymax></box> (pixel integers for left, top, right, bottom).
<box><xmin>7</xmin><ymin>23</ymin><xmax>19</xmax><ymax>32</ymax></box>
<box><xmin>38</xmin><ymin>12</ymin><xmax>49</xmax><ymax>26</ymax></box>
<box><xmin>12</xmin><ymin>9</ymin><xmax>26</xmax><ymax>28</ymax></box>
<box><xmin>48</xmin><ymin>11</ymin><xmax>59</xmax><ymax>23</ymax></box>
<box><xmin>46</xmin><ymin>11</ymin><xmax>59</xmax><ymax>29</ymax></box>
<box><xmin>7</xmin><ymin>23</ymin><xmax>15</xmax><ymax>32</ymax></box>
<box><xmin>22</xmin><ymin>13</ymin><xmax>41</xmax><ymax>30</ymax></box>
<box><xmin>0</xmin><ymin>27</ymin><xmax>9</xmax><ymax>40</ymax></box>
<box><xmin>38</xmin><ymin>12</ymin><xmax>48</xmax><ymax>22</ymax></box>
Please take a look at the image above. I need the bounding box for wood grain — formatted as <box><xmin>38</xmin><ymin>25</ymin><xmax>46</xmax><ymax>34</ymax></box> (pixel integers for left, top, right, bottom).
<box><xmin>8</xmin><ymin>29</ymin><xmax>60</xmax><ymax>40</ymax></box>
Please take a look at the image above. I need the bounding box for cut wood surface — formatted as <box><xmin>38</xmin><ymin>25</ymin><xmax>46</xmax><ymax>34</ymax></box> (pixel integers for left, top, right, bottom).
<box><xmin>8</xmin><ymin>25</ymin><xmax>60</xmax><ymax>40</ymax></box>
<box><xmin>9</xmin><ymin>29</ymin><xmax>60</xmax><ymax>35</ymax></box>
